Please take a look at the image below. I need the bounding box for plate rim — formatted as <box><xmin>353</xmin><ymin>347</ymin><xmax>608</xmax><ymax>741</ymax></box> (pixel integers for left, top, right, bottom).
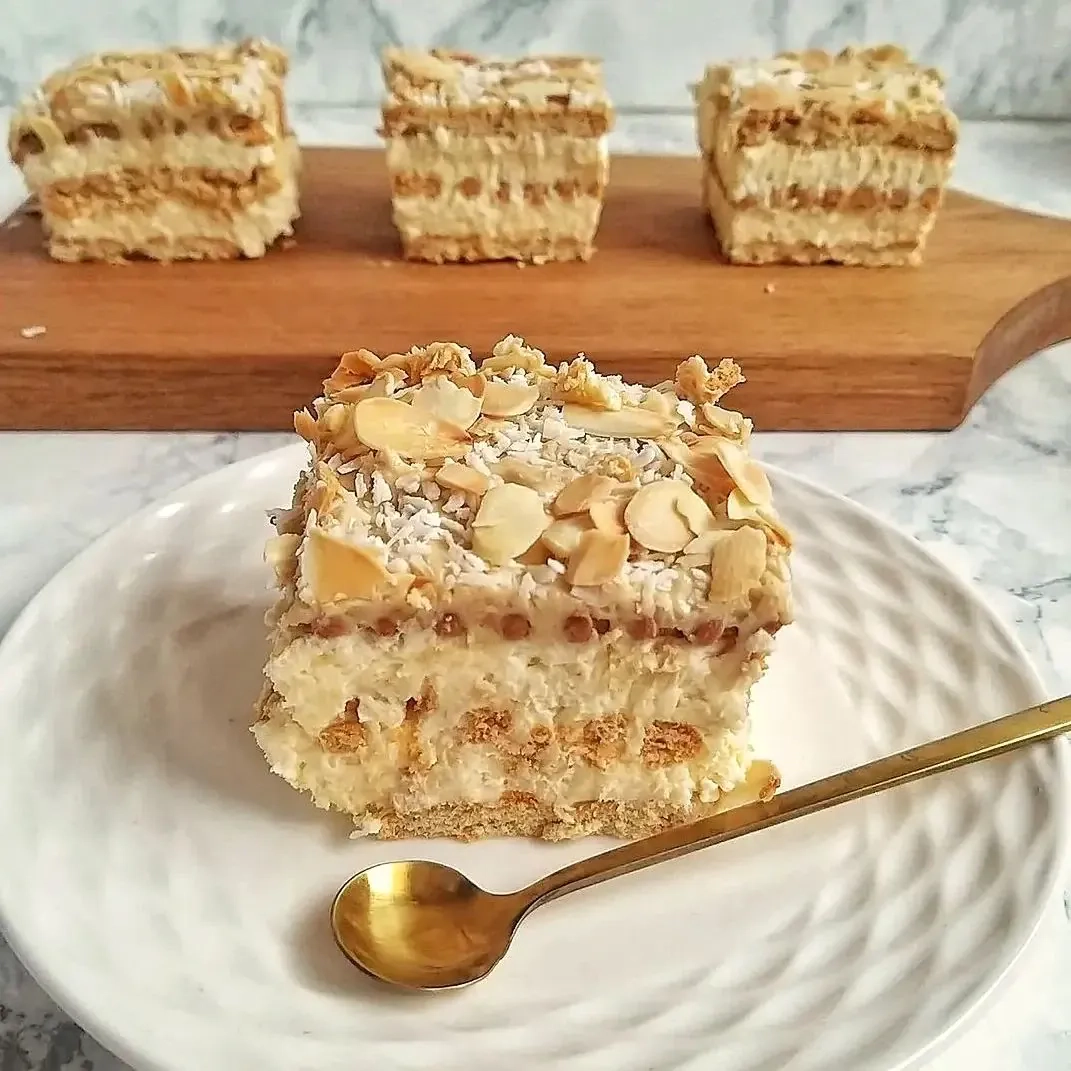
<box><xmin>0</xmin><ymin>441</ymin><xmax>1066</xmax><ymax>1071</ymax></box>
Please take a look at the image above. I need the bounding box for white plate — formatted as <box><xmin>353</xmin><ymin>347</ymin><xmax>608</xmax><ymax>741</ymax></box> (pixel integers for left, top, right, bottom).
<box><xmin>0</xmin><ymin>444</ymin><xmax>1065</xmax><ymax>1071</ymax></box>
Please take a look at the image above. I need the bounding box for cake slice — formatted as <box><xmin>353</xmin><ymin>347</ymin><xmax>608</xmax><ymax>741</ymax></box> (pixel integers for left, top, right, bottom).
<box><xmin>380</xmin><ymin>48</ymin><xmax>613</xmax><ymax>264</ymax></box>
<box><xmin>695</xmin><ymin>44</ymin><xmax>958</xmax><ymax>266</ymax></box>
<box><xmin>7</xmin><ymin>38</ymin><xmax>300</xmax><ymax>262</ymax></box>
<box><xmin>254</xmin><ymin>337</ymin><xmax>792</xmax><ymax>840</ymax></box>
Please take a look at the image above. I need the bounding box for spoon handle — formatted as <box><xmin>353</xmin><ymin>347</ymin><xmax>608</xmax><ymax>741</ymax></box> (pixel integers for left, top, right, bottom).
<box><xmin>520</xmin><ymin>695</ymin><xmax>1071</xmax><ymax>911</ymax></box>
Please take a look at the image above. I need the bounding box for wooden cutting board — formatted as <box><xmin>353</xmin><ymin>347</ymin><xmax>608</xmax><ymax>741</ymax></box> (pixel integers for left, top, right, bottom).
<box><xmin>2</xmin><ymin>147</ymin><xmax>1070</xmax><ymax>431</ymax></box>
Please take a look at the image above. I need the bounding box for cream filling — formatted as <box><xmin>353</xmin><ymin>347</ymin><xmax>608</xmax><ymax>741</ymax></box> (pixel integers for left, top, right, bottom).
<box><xmin>21</xmin><ymin>131</ymin><xmax>281</xmax><ymax>187</ymax></box>
<box><xmin>705</xmin><ymin>170</ymin><xmax>934</xmax><ymax>249</ymax></box>
<box><xmin>391</xmin><ymin>192</ymin><xmax>601</xmax><ymax>242</ymax></box>
<box><xmin>47</xmin><ymin>178</ymin><xmax>299</xmax><ymax>255</ymax></box>
<box><xmin>266</xmin><ymin>626</ymin><xmax>768</xmax><ymax>737</ymax></box>
<box><xmin>254</xmin><ymin>701</ymin><xmax>753</xmax><ymax>815</ymax></box>
<box><xmin>715</xmin><ymin>138</ymin><xmax>952</xmax><ymax>200</ymax></box>
<box><xmin>385</xmin><ymin>130</ymin><xmax>609</xmax><ymax>186</ymax></box>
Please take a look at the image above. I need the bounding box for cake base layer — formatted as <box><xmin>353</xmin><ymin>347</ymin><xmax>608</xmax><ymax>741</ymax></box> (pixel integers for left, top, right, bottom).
<box><xmin>720</xmin><ymin>236</ymin><xmax>923</xmax><ymax>267</ymax></box>
<box><xmin>401</xmin><ymin>232</ymin><xmax>593</xmax><ymax>264</ymax></box>
<box><xmin>351</xmin><ymin>779</ymin><xmax>778</xmax><ymax>841</ymax></box>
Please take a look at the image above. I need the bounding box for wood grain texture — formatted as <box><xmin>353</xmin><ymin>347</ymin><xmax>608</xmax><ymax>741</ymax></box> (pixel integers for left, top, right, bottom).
<box><xmin>1</xmin><ymin>147</ymin><xmax>1070</xmax><ymax>432</ymax></box>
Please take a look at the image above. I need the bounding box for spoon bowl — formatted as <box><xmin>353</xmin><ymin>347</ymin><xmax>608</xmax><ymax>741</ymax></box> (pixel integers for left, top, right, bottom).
<box><xmin>331</xmin><ymin>861</ymin><xmax>523</xmax><ymax>989</ymax></box>
<box><xmin>331</xmin><ymin>696</ymin><xmax>1070</xmax><ymax>991</ymax></box>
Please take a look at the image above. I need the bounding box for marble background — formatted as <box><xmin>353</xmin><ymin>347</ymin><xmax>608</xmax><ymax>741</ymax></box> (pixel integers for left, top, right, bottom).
<box><xmin>1</xmin><ymin>0</ymin><xmax>1071</xmax><ymax>119</ymax></box>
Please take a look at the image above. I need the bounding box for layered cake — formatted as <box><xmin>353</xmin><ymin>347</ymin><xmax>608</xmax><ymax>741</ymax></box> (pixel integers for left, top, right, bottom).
<box><xmin>379</xmin><ymin>48</ymin><xmax>613</xmax><ymax>263</ymax></box>
<box><xmin>695</xmin><ymin>44</ymin><xmax>958</xmax><ymax>266</ymax></box>
<box><xmin>7</xmin><ymin>38</ymin><xmax>299</xmax><ymax>262</ymax></box>
<box><xmin>254</xmin><ymin>336</ymin><xmax>792</xmax><ymax>841</ymax></box>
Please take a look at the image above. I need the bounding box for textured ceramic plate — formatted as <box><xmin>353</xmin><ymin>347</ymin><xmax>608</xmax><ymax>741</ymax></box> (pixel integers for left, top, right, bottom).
<box><xmin>0</xmin><ymin>445</ymin><xmax>1065</xmax><ymax>1071</ymax></box>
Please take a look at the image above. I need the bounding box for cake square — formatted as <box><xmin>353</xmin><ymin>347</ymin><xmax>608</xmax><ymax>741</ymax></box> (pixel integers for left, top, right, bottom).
<box><xmin>254</xmin><ymin>336</ymin><xmax>792</xmax><ymax>841</ymax></box>
<box><xmin>695</xmin><ymin>45</ymin><xmax>958</xmax><ymax>266</ymax></box>
<box><xmin>379</xmin><ymin>48</ymin><xmax>613</xmax><ymax>264</ymax></box>
<box><xmin>7</xmin><ymin>38</ymin><xmax>300</xmax><ymax>262</ymax></box>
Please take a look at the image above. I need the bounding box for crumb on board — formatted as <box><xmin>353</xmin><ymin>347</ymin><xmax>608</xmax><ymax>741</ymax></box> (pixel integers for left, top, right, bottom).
<box><xmin>20</xmin><ymin>325</ymin><xmax>47</xmax><ymax>339</ymax></box>
<box><xmin>763</xmin><ymin>282</ymin><xmax>776</xmax><ymax>294</ymax></box>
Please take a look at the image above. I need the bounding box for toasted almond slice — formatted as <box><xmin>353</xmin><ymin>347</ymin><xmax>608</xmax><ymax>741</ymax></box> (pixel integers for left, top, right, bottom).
<box><xmin>589</xmin><ymin>495</ymin><xmax>628</xmax><ymax>535</ymax></box>
<box><xmin>698</xmin><ymin>403</ymin><xmax>749</xmax><ymax>441</ymax></box>
<box><xmin>264</xmin><ymin>532</ymin><xmax>301</xmax><ymax>583</ymax></box>
<box><xmin>673</xmin><ymin>485</ymin><xmax>715</xmax><ymax>536</ymax></box>
<box><xmin>471</xmin><ymin>484</ymin><xmax>550</xmax><ymax>566</ymax></box>
<box><xmin>352</xmin><ymin>397</ymin><xmax>470</xmax><ymax>460</ymax></box>
<box><xmin>659</xmin><ymin>436</ymin><xmax>692</xmax><ymax>465</ymax></box>
<box><xmin>561</xmin><ymin>404</ymin><xmax>676</xmax><ymax>440</ymax></box>
<box><xmin>516</xmin><ymin>540</ymin><xmax>552</xmax><ymax>566</ymax></box>
<box><xmin>449</xmin><ymin>372</ymin><xmax>487</xmax><ymax>399</ymax></box>
<box><xmin>640</xmin><ymin>388</ymin><xmax>677</xmax><ymax>419</ymax></box>
<box><xmin>410</xmin><ymin>374</ymin><xmax>483</xmax><ymax>429</ymax></box>
<box><xmin>552</xmin><ymin>357</ymin><xmax>622</xmax><ymax>411</ymax></box>
<box><xmin>302</xmin><ymin>528</ymin><xmax>391</xmax><ymax>603</ymax></box>
<box><xmin>435</xmin><ymin>461</ymin><xmax>490</xmax><ymax>497</ymax></box>
<box><xmin>552</xmin><ymin>473</ymin><xmax>616</xmax><ymax>517</ymax></box>
<box><xmin>542</xmin><ymin>515</ymin><xmax>595</xmax><ymax>559</ymax></box>
<box><xmin>683</xmin><ymin>530</ymin><xmax>722</xmax><ymax>556</ymax></box>
<box><xmin>482</xmin><ymin>379</ymin><xmax>541</xmax><ymax>418</ymax></box>
<box><xmin>565</xmin><ymin>530</ymin><xmax>631</xmax><ymax>586</ymax></box>
<box><xmin>686</xmin><ymin>450</ymin><xmax>736</xmax><ymax>501</ymax></box>
<box><xmin>624</xmin><ymin>480</ymin><xmax>697</xmax><ymax>553</ymax></box>
<box><xmin>712</xmin><ymin>440</ymin><xmax>772</xmax><ymax>505</ymax></box>
<box><xmin>492</xmin><ymin>457</ymin><xmax>570</xmax><ymax>494</ymax></box>
<box><xmin>708</xmin><ymin>526</ymin><xmax>768</xmax><ymax>603</ymax></box>
<box><xmin>470</xmin><ymin>416</ymin><xmax>509</xmax><ymax>439</ymax></box>
<box><xmin>365</xmin><ymin>370</ymin><xmax>404</xmax><ymax>398</ymax></box>
<box><xmin>726</xmin><ymin>489</ymin><xmax>793</xmax><ymax>547</ymax></box>
<box><xmin>294</xmin><ymin>408</ymin><xmax>319</xmax><ymax>443</ymax></box>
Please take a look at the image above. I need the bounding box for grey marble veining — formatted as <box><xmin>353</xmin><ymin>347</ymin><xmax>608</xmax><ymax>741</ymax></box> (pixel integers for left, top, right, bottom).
<box><xmin>2</xmin><ymin>0</ymin><xmax>1071</xmax><ymax>119</ymax></box>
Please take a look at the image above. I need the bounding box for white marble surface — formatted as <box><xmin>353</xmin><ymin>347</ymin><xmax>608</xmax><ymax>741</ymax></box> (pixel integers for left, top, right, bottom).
<box><xmin>0</xmin><ymin>113</ymin><xmax>1069</xmax><ymax>1069</ymax></box>
<box><xmin>2</xmin><ymin>0</ymin><xmax>1071</xmax><ymax>119</ymax></box>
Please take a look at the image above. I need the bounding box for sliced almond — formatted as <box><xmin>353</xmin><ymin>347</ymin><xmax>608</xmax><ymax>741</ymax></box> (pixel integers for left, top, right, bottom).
<box><xmin>683</xmin><ymin>530</ymin><xmax>722</xmax><ymax>556</ymax></box>
<box><xmin>589</xmin><ymin>495</ymin><xmax>628</xmax><ymax>535</ymax></box>
<box><xmin>264</xmin><ymin>532</ymin><xmax>301</xmax><ymax>583</ymax></box>
<box><xmin>561</xmin><ymin>403</ymin><xmax>676</xmax><ymax>440</ymax></box>
<box><xmin>305</xmin><ymin>462</ymin><xmax>345</xmax><ymax>515</ymax></box>
<box><xmin>516</xmin><ymin>540</ymin><xmax>552</xmax><ymax>566</ymax></box>
<box><xmin>686</xmin><ymin>450</ymin><xmax>736</xmax><ymax>501</ymax></box>
<box><xmin>410</xmin><ymin>375</ymin><xmax>483</xmax><ymax>429</ymax></box>
<box><xmin>624</xmin><ymin>480</ymin><xmax>700</xmax><ymax>553</ymax></box>
<box><xmin>698</xmin><ymin>403</ymin><xmax>749</xmax><ymax>441</ymax></box>
<box><xmin>293</xmin><ymin>408</ymin><xmax>319</xmax><ymax>444</ymax></box>
<box><xmin>673</xmin><ymin>486</ymin><xmax>715</xmax><ymax>536</ymax></box>
<box><xmin>492</xmin><ymin>457</ymin><xmax>570</xmax><ymax>494</ymax></box>
<box><xmin>542</xmin><ymin>515</ymin><xmax>594</xmax><ymax>559</ymax></box>
<box><xmin>727</xmin><ymin>489</ymin><xmax>793</xmax><ymax>547</ymax></box>
<box><xmin>482</xmin><ymin>379</ymin><xmax>540</xmax><ymax>418</ymax></box>
<box><xmin>565</xmin><ymin>530</ymin><xmax>630</xmax><ymax>586</ymax></box>
<box><xmin>640</xmin><ymin>388</ymin><xmax>678</xmax><ymax>419</ymax></box>
<box><xmin>449</xmin><ymin>372</ymin><xmax>487</xmax><ymax>399</ymax></box>
<box><xmin>435</xmin><ymin>461</ymin><xmax>490</xmax><ymax>497</ymax></box>
<box><xmin>708</xmin><ymin>526</ymin><xmax>768</xmax><ymax>603</ymax></box>
<box><xmin>659</xmin><ymin>436</ymin><xmax>692</xmax><ymax>466</ymax></box>
<box><xmin>470</xmin><ymin>416</ymin><xmax>509</xmax><ymax>439</ymax></box>
<box><xmin>352</xmin><ymin>397</ymin><xmax>470</xmax><ymax>460</ymax></box>
<box><xmin>471</xmin><ymin>484</ymin><xmax>550</xmax><ymax>566</ymax></box>
<box><xmin>552</xmin><ymin>357</ymin><xmax>622</xmax><ymax>411</ymax></box>
<box><xmin>552</xmin><ymin>473</ymin><xmax>616</xmax><ymax>517</ymax></box>
<box><xmin>365</xmin><ymin>370</ymin><xmax>405</xmax><ymax>398</ymax></box>
<box><xmin>712</xmin><ymin>440</ymin><xmax>772</xmax><ymax>505</ymax></box>
<box><xmin>302</xmin><ymin>528</ymin><xmax>391</xmax><ymax>604</ymax></box>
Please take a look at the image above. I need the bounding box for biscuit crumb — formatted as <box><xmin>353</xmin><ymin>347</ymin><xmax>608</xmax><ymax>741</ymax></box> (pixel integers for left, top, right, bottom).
<box><xmin>764</xmin><ymin>282</ymin><xmax>776</xmax><ymax>294</ymax></box>
<box><xmin>20</xmin><ymin>325</ymin><xmax>46</xmax><ymax>339</ymax></box>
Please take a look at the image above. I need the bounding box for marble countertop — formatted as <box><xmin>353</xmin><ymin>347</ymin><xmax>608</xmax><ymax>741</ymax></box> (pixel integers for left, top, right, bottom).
<box><xmin>0</xmin><ymin>112</ymin><xmax>1068</xmax><ymax>1070</ymax></box>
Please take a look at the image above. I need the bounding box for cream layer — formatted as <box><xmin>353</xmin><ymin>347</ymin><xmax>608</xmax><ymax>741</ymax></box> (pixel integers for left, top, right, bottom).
<box><xmin>46</xmin><ymin>178</ymin><xmax>299</xmax><ymax>256</ymax></box>
<box><xmin>254</xmin><ymin>697</ymin><xmax>753</xmax><ymax>817</ymax></box>
<box><xmin>266</xmin><ymin>625</ymin><xmax>770</xmax><ymax>737</ymax></box>
<box><xmin>712</xmin><ymin>136</ymin><xmax>952</xmax><ymax>201</ymax></box>
<box><xmin>21</xmin><ymin>131</ymin><xmax>284</xmax><ymax>188</ymax></box>
<box><xmin>385</xmin><ymin>131</ymin><xmax>609</xmax><ymax>186</ymax></box>
<box><xmin>391</xmin><ymin>192</ymin><xmax>602</xmax><ymax>242</ymax></box>
<box><xmin>704</xmin><ymin>170</ymin><xmax>934</xmax><ymax>248</ymax></box>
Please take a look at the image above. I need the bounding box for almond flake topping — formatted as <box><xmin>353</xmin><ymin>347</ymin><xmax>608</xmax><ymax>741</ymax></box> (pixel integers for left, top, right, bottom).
<box><xmin>625</xmin><ymin>480</ymin><xmax>709</xmax><ymax>553</ymax></box>
<box><xmin>727</xmin><ymin>489</ymin><xmax>793</xmax><ymax>547</ymax></box>
<box><xmin>302</xmin><ymin>527</ymin><xmax>393</xmax><ymax>603</ymax></box>
<box><xmin>561</xmin><ymin>403</ymin><xmax>676</xmax><ymax>440</ymax></box>
<box><xmin>589</xmin><ymin>495</ymin><xmax>628</xmax><ymax>535</ymax></box>
<box><xmin>471</xmin><ymin>483</ymin><xmax>550</xmax><ymax>566</ymax></box>
<box><xmin>708</xmin><ymin>526</ymin><xmax>768</xmax><ymax>603</ymax></box>
<box><xmin>482</xmin><ymin>379</ymin><xmax>541</xmax><ymax>418</ymax></box>
<box><xmin>674</xmin><ymin>356</ymin><xmax>744</xmax><ymax>406</ymax></box>
<box><xmin>551</xmin><ymin>357</ymin><xmax>622</xmax><ymax>411</ymax></box>
<box><xmin>410</xmin><ymin>374</ymin><xmax>483</xmax><ymax>429</ymax></box>
<box><xmin>552</xmin><ymin>473</ymin><xmax>617</xmax><ymax>517</ymax></box>
<box><xmin>435</xmin><ymin>461</ymin><xmax>490</xmax><ymax>497</ymax></box>
<box><xmin>352</xmin><ymin>397</ymin><xmax>471</xmax><ymax>460</ymax></box>
<box><xmin>712</xmin><ymin>440</ymin><xmax>772</xmax><ymax>505</ymax></box>
<box><xmin>565</xmin><ymin>530</ymin><xmax>630</xmax><ymax>586</ymax></box>
<box><xmin>542</xmin><ymin>515</ymin><xmax>594</xmax><ymax>559</ymax></box>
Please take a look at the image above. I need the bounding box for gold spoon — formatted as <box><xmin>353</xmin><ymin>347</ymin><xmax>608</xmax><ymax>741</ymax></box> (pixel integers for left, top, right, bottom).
<box><xmin>332</xmin><ymin>694</ymin><xmax>1070</xmax><ymax>991</ymax></box>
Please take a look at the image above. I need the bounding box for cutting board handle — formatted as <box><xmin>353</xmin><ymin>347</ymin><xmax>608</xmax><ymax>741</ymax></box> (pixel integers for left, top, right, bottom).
<box><xmin>969</xmin><ymin>274</ymin><xmax>1071</xmax><ymax>417</ymax></box>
